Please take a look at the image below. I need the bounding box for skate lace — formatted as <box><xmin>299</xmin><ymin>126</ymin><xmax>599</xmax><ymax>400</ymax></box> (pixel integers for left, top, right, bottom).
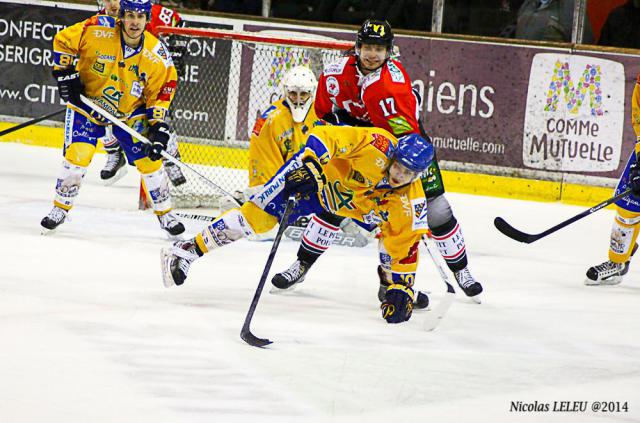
<box><xmin>592</xmin><ymin>261</ymin><xmax>623</xmax><ymax>277</ymax></box>
<box><xmin>282</xmin><ymin>261</ymin><xmax>307</xmax><ymax>282</ymax></box>
<box><xmin>47</xmin><ymin>207</ymin><xmax>67</xmax><ymax>223</ymax></box>
<box><xmin>454</xmin><ymin>268</ymin><xmax>476</xmax><ymax>288</ymax></box>
<box><xmin>104</xmin><ymin>152</ymin><xmax>123</xmax><ymax>171</ymax></box>
<box><xmin>172</xmin><ymin>241</ymin><xmax>198</xmax><ymax>268</ymax></box>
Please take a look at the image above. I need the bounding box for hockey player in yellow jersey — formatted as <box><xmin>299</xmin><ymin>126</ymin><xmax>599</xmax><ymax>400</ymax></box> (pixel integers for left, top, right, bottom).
<box><xmin>585</xmin><ymin>73</ymin><xmax>640</xmax><ymax>285</ymax></box>
<box><xmin>161</xmin><ymin>126</ymin><xmax>435</xmax><ymax>324</ymax></box>
<box><xmin>41</xmin><ymin>0</ymin><xmax>185</xmax><ymax>236</ymax></box>
<box><xmin>248</xmin><ymin>66</ymin><xmax>323</xmax><ymax>193</ymax></box>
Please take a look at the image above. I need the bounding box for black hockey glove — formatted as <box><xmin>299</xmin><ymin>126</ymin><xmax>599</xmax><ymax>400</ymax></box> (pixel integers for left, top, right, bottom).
<box><xmin>167</xmin><ymin>36</ymin><xmax>187</xmax><ymax>77</ymax></box>
<box><xmin>145</xmin><ymin>122</ymin><xmax>171</xmax><ymax>161</ymax></box>
<box><xmin>284</xmin><ymin>157</ymin><xmax>326</xmax><ymax>195</ymax></box>
<box><xmin>380</xmin><ymin>283</ymin><xmax>414</xmax><ymax>324</ymax></box>
<box><xmin>52</xmin><ymin>68</ymin><xmax>84</xmax><ymax>106</ymax></box>
<box><xmin>629</xmin><ymin>160</ymin><xmax>640</xmax><ymax>196</ymax></box>
<box><xmin>322</xmin><ymin>110</ymin><xmax>372</xmax><ymax>127</ymax></box>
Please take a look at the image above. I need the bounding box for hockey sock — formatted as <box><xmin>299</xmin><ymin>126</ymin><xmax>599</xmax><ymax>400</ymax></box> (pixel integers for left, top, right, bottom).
<box><xmin>608</xmin><ymin>206</ymin><xmax>640</xmax><ymax>263</ymax></box>
<box><xmin>297</xmin><ymin>211</ymin><xmax>342</xmax><ymax>265</ymax></box>
<box><xmin>431</xmin><ymin>216</ymin><xmax>468</xmax><ymax>272</ymax></box>
<box><xmin>195</xmin><ymin>209</ymin><xmax>256</xmax><ymax>253</ymax></box>
<box><xmin>53</xmin><ymin>159</ymin><xmax>87</xmax><ymax>210</ymax></box>
<box><xmin>102</xmin><ymin>132</ymin><xmax>122</xmax><ymax>154</ymax></box>
<box><xmin>140</xmin><ymin>167</ymin><xmax>172</xmax><ymax>214</ymax></box>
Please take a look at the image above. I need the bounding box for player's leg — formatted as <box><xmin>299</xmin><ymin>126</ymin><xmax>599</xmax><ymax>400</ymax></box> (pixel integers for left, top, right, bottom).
<box><xmin>162</xmin><ymin>130</ymin><xmax>187</xmax><ymax>186</ymax></box>
<box><xmin>377</xmin><ymin>239</ymin><xmax>430</xmax><ymax>309</ymax></box>
<box><xmin>586</xmin><ymin>156</ymin><xmax>640</xmax><ymax>285</ymax></box>
<box><xmin>586</xmin><ymin>206</ymin><xmax>640</xmax><ymax>285</ymax></box>
<box><xmin>99</xmin><ymin>125</ymin><xmax>128</xmax><ymax>185</ymax></box>
<box><xmin>41</xmin><ymin>108</ymin><xmax>101</xmax><ymax>231</ymax></box>
<box><xmin>115</xmin><ymin>113</ymin><xmax>184</xmax><ymax>236</ymax></box>
<box><xmin>161</xmin><ymin>198</ymin><xmax>282</xmax><ymax>287</ymax></box>
<box><xmin>422</xmin><ymin>155</ymin><xmax>483</xmax><ymax>299</ymax></box>
<box><xmin>271</xmin><ymin>210</ymin><xmax>344</xmax><ymax>289</ymax></box>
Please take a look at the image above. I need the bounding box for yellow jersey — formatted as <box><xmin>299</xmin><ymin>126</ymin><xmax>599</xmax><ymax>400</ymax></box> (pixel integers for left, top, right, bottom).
<box><xmin>304</xmin><ymin>125</ymin><xmax>429</xmax><ymax>276</ymax></box>
<box><xmin>248</xmin><ymin>99</ymin><xmax>323</xmax><ymax>186</ymax></box>
<box><xmin>53</xmin><ymin>14</ymin><xmax>177</xmax><ymax>125</ymax></box>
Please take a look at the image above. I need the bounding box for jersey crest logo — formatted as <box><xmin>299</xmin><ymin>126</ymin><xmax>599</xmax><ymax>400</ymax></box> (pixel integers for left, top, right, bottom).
<box><xmin>370</xmin><ymin>133</ymin><xmax>392</xmax><ymax>157</ymax></box>
<box><xmin>411</xmin><ymin>198</ymin><xmax>429</xmax><ymax>231</ymax></box>
<box><xmin>326</xmin><ymin>76</ymin><xmax>339</xmax><ymax>96</ymax></box>
<box><xmin>130</xmin><ymin>81</ymin><xmax>143</xmax><ymax>98</ymax></box>
<box><xmin>387</xmin><ymin>61</ymin><xmax>405</xmax><ymax>83</ymax></box>
<box><xmin>97</xmin><ymin>16</ymin><xmax>115</xmax><ymax>28</ymax></box>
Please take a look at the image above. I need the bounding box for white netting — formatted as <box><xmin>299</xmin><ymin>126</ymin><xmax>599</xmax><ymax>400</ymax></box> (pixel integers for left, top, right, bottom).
<box><xmin>160</xmin><ymin>28</ymin><xmax>350</xmax><ymax>207</ymax></box>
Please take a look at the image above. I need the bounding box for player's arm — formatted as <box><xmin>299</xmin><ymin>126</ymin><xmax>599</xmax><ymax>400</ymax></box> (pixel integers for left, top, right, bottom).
<box><xmin>248</xmin><ymin>113</ymin><xmax>285</xmax><ymax>187</ymax></box>
<box><xmin>142</xmin><ymin>54</ymin><xmax>178</xmax><ymax>160</ymax></box>
<box><xmin>632</xmin><ymin>76</ymin><xmax>640</xmax><ymax>153</ymax></box>
<box><xmin>52</xmin><ymin>17</ymin><xmax>94</xmax><ymax>105</ymax></box>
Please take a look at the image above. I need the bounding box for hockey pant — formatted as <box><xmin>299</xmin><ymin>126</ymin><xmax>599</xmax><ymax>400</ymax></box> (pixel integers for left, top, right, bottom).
<box><xmin>53</xmin><ymin>106</ymin><xmax>173</xmax><ymax>214</ymax></box>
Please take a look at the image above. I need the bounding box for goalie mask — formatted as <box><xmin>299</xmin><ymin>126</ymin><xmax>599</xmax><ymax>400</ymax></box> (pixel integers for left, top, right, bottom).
<box><xmin>387</xmin><ymin>134</ymin><xmax>434</xmax><ymax>188</ymax></box>
<box><xmin>281</xmin><ymin>66</ymin><xmax>317</xmax><ymax>123</ymax></box>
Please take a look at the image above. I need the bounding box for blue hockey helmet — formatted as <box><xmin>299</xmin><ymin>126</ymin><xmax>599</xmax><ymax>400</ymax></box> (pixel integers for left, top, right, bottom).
<box><xmin>394</xmin><ymin>134</ymin><xmax>434</xmax><ymax>173</ymax></box>
<box><xmin>120</xmin><ymin>0</ymin><xmax>152</xmax><ymax>18</ymax></box>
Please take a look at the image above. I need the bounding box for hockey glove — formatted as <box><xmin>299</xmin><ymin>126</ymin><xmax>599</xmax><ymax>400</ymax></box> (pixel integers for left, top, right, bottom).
<box><xmin>284</xmin><ymin>157</ymin><xmax>326</xmax><ymax>195</ymax></box>
<box><xmin>630</xmin><ymin>161</ymin><xmax>640</xmax><ymax>196</ymax></box>
<box><xmin>380</xmin><ymin>283</ymin><xmax>414</xmax><ymax>324</ymax></box>
<box><xmin>145</xmin><ymin>122</ymin><xmax>171</xmax><ymax>161</ymax></box>
<box><xmin>52</xmin><ymin>68</ymin><xmax>84</xmax><ymax>106</ymax></box>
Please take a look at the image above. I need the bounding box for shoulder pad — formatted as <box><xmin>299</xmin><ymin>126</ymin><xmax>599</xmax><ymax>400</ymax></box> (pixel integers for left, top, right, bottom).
<box><xmin>149</xmin><ymin>40</ymin><xmax>174</xmax><ymax>68</ymax></box>
<box><xmin>323</xmin><ymin>56</ymin><xmax>350</xmax><ymax>76</ymax></box>
<box><xmin>386</xmin><ymin>60</ymin><xmax>406</xmax><ymax>84</ymax></box>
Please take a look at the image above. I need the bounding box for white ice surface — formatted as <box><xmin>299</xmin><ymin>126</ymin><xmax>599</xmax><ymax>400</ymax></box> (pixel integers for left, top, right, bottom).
<box><xmin>0</xmin><ymin>142</ymin><xmax>639</xmax><ymax>423</ymax></box>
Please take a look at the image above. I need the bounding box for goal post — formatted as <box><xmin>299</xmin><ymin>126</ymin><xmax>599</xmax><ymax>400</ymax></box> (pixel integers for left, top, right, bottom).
<box><xmin>148</xmin><ymin>26</ymin><xmax>353</xmax><ymax>208</ymax></box>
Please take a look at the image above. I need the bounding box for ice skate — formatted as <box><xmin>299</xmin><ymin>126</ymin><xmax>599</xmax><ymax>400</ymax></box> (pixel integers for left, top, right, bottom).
<box><xmin>585</xmin><ymin>243</ymin><xmax>638</xmax><ymax>285</ymax></box>
<box><xmin>161</xmin><ymin>240</ymin><xmax>199</xmax><ymax>287</ymax></box>
<box><xmin>100</xmin><ymin>149</ymin><xmax>127</xmax><ymax>186</ymax></box>
<box><xmin>157</xmin><ymin>211</ymin><xmax>185</xmax><ymax>236</ymax></box>
<box><xmin>454</xmin><ymin>267</ymin><xmax>483</xmax><ymax>303</ymax></box>
<box><xmin>271</xmin><ymin>259</ymin><xmax>310</xmax><ymax>291</ymax></box>
<box><xmin>40</xmin><ymin>206</ymin><xmax>68</xmax><ymax>234</ymax></box>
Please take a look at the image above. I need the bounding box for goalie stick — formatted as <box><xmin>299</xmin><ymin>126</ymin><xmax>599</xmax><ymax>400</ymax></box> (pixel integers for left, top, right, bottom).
<box><xmin>422</xmin><ymin>235</ymin><xmax>456</xmax><ymax>332</ymax></box>
<box><xmin>494</xmin><ymin>187</ymin><xmax>632</xmax><ymax>244</ymax></box>
<box><xmin>241</xmin><ymin>195</ymin><xmax>297</xmax><ymax>348</ymax></box>
<box><xmin>79</xmin><ymin>95</ymin><xmax>242</xmax><ymax>207</ymax></box>
<box><xmin>0</xmin><ymin>108</ymin><xmax>65</xmax><ymax>137</ymax></box>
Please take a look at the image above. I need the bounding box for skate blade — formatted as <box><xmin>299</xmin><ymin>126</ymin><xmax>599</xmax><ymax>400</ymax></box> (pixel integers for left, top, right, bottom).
<box><xmin>103</xmin><ymin>166</ymin><xmax>128</xmax><ymax>187</ymax></box>
<box><xmin>584</xmin><ymin>276</ymin><xmax>622</xmax><ymax>286</ymax></box>
<box><xmin>40</xmin><ymin>227</ymin><xmax>55</xmax><ymax>236</ymax></box>
<box><xmin>469</xmin><ymin>295</ymin><xmax>482</xmax><ymax>304</ymax></box>
<box><xmin>160</xmin><ymin>248</ymin><xmax>177</xmax><ymax>288</ymax></box>
<box><xmin>268</xmin><ymin>283</ymin><xmax>299</xmax><ymax>295</ymax></box>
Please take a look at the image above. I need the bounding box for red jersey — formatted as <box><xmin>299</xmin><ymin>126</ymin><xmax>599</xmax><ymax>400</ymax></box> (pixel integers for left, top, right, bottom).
<box><xmin>315</xmin><ymin>54</ymin><xmax>420</xmax><ymax>137</ymax></box>
<box><xmin>147</xmin><ymin>4</ymin><xmax>182</xmax><ymax>36</ymax></box>
<box><xmin>98</xmin><ymin>4</ymin><xmax>182</xmax><ymax>36</ymax></box>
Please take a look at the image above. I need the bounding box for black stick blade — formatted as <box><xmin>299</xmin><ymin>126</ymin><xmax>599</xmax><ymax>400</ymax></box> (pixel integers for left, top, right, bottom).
<box><xmin>493</xmin><ymin>217</ymin><xmax>539</xmax><ymax>244</ymax></box>
<box><xmin>240</xmin><ymin>328</ymin><xmax>272</xmax><ymax>348</ymax></box>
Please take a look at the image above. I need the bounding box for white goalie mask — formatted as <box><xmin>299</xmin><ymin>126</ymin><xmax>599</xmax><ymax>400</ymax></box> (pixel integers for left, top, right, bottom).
<box><xmin>281</xmin><ymin>66</ymin><xmax>317</xmax><ymax>123</ymax></box>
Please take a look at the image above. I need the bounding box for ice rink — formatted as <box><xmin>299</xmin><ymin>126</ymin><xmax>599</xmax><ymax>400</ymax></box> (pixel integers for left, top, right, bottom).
<box><xmin>1</xmin><ymin>141</ymin><xmax>639</xmax><ymax>423</ymax></box>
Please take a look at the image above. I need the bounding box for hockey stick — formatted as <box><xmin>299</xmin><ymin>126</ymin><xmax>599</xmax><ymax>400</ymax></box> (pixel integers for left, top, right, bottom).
<box><xmin>421</xmin><ymin>236</ymin><xmax>456</xmax><ymax>332</ymax></box>
<box><xmin>175</xmin><ymin>212</ymin><xmax>216</xmax><ymax>222</ymax></box>
<box><xmin>0</xmin><ymin>108</ymin><xmax>65</xmax><ymax>137</ymax></box>
<box><xmin>494</xmin><ymin>187</ymin><xmax>631</xmax><ymax>244</ymax></box>
<box><xmin>79</xmin><ymin>95</ymin><xmax>242</xmax><ymax>207</ymax></box>
<box><xmin>241</xmin><ymin>195</ymin><xmax>297</xmax><ymax>348</ymax></box>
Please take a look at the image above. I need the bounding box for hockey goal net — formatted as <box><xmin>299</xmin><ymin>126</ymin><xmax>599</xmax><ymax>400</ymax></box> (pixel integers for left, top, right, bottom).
<box><xmin>153</xmin><ymin>27</ymin><xmax>353</xmax><ymax>208</ymax></box>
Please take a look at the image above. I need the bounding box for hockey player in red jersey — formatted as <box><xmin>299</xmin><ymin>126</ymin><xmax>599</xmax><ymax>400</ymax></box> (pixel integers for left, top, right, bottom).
<box><xmin>273</xmin><ymin>20</ymin><xmax>483</xmax><ymax>302</ymax></box>
<box><xmin>97</xmin><ymin>0</ymin><xmax>187</xmax><ymax>187</ymax></box>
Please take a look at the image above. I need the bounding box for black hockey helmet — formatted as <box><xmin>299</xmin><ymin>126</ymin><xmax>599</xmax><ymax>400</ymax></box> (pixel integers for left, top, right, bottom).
<box><xmin>356</xmin><ymin>19</ymin><xmax>394</xmax><ymax>50</ymax></box>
